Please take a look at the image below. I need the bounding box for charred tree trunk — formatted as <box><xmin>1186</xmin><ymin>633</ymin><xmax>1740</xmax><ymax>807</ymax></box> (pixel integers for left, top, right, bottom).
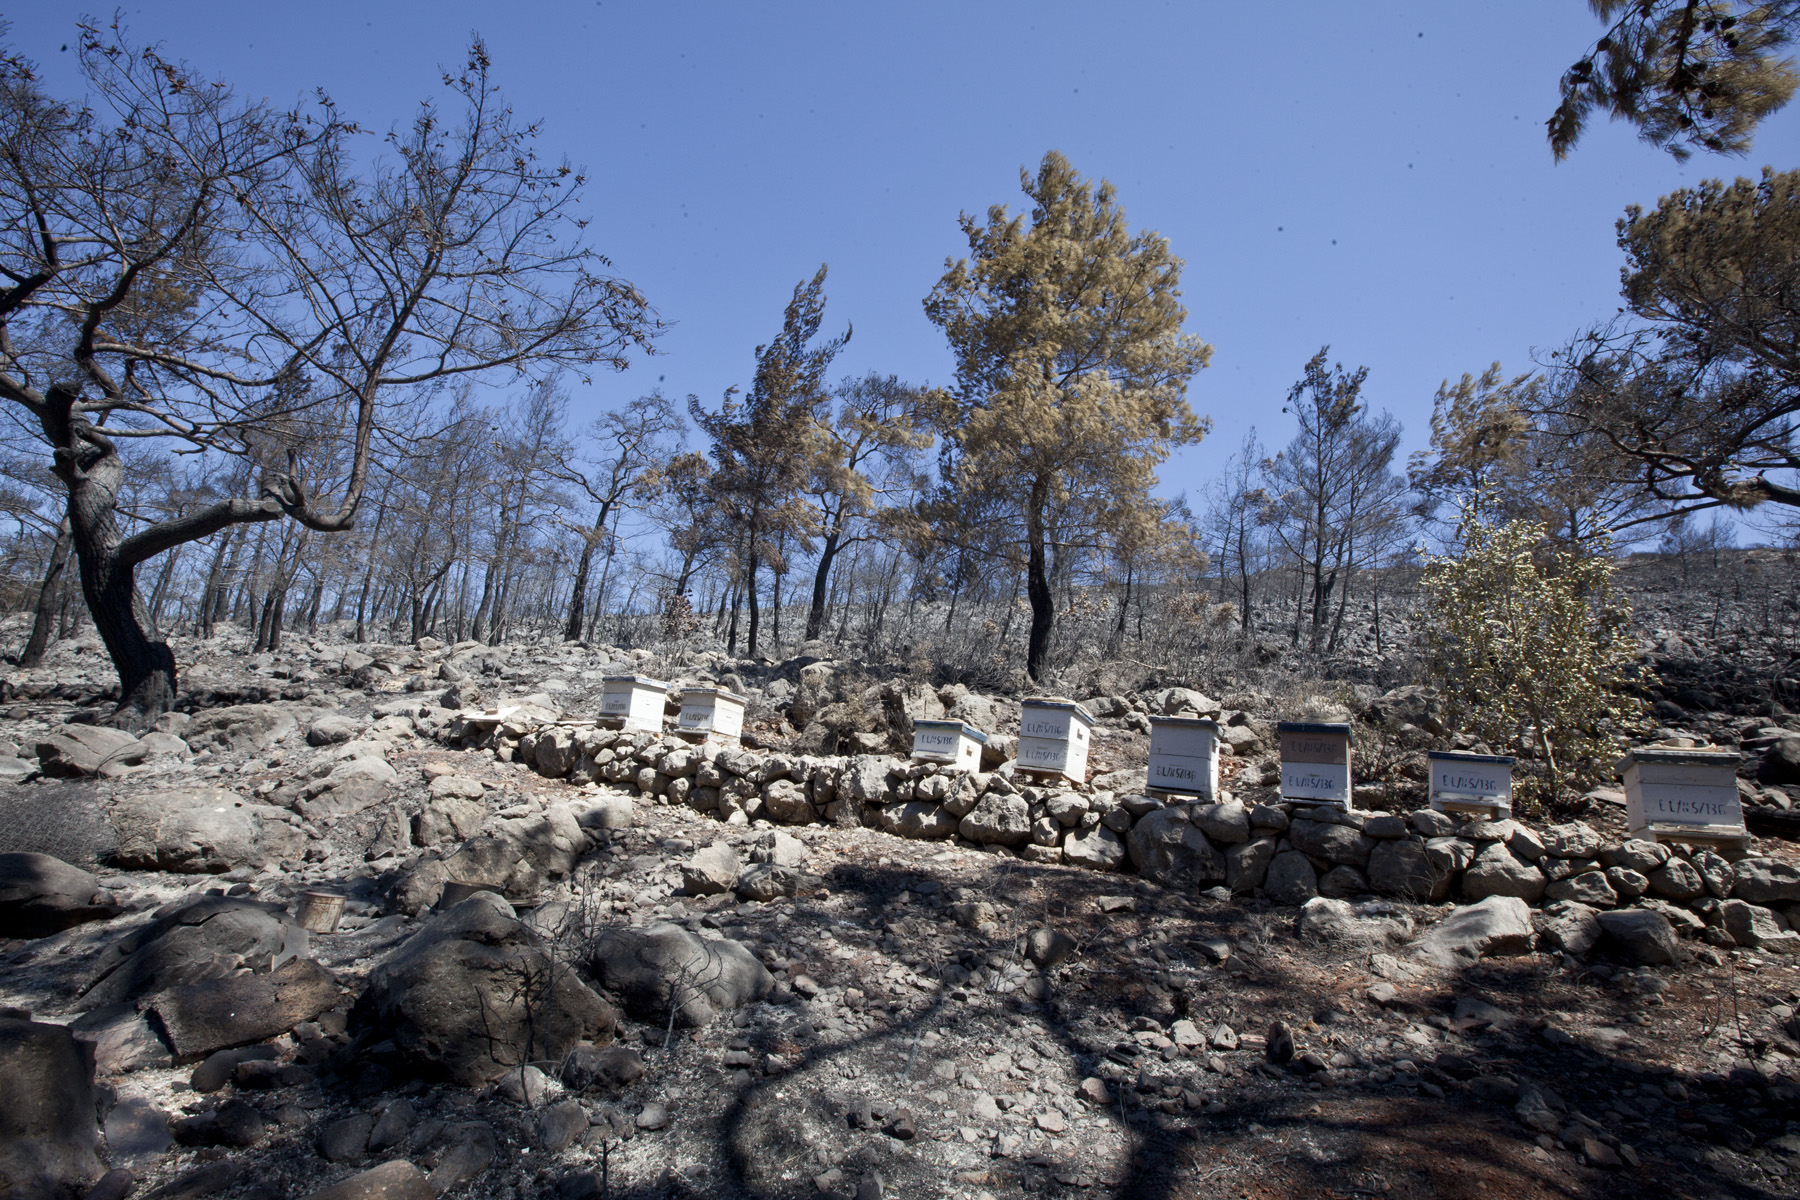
<box><xmin>804</xmin><ymin>527</ymin><xmax>844</xmax><ymax>643</ymax></box>
<box><xmin>1025</xmin><ymin>481</ymin><xmax>1054</xmax><ymax>682</ymax></box>
<box><xmin>20</xmin><ymin>518</ymin><xmax>73</xmax><ymax>668</ymax></box>
<box><xmin>42</xmin><ymin>389</ymin><xmax>176</xmax><ymax>728</ymax></box>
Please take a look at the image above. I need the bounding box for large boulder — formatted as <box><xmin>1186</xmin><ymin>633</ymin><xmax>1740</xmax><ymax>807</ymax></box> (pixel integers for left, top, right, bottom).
<box><xmin>1062</xmin><ymin>825</ymin><xmax>1127</xmax><ymax>870</ymax></box>
<box><xmin>415</xmin><ymin>781</ymin><xmax>487</xmax><ymax>847</ymax></box>
<box><xmin>1460</xmin><ymin>842</ymin><xmax>1546</xmax><ymax>903</ymax></box>
<box><xmin>1127</xmin><ymin>807</ymin><xmax>1225</xmax><ymax>889</ymax></box>
<box><xmin>588</xmin><ymin>922</ymin><xmax>772</xmax><ymax>1027</ymax></box>
<box><xmin>835</xmin><ymin>755</ymin><xmax>900</xmax><ymax>808</ymax></box>
<box><xmin>1730</xmin><ymin>858</ymin><xmax>1800</xmax><ymax>904</ymax></box>
<box><xmin>876</xmin><ymin>801</ymin><xmax>959</xmax><ymax>840</ymax></box>
<box><xmin>1758</xmin><ymin>738</ymin><xmax>1800</xmax><ymax>786</ymax></box>
<box><xmin>35</xmin><ymin>725</ymin><xmax>144</xmax><ymax>778</ymax></box>
<box><xmin>78</xmin><ymin>896</ymin><xmax>308</xmax><ymax>1009</ymax></box>
<box><xmin>1263</xmin><ymin>849</ymin><xmax>1319</xmax><ymax>905</ymax></box>
<box><xmin>1366</xmin><ymin>838</ymin><xmax>1452</xmax><ymax>902</ymax></box>
<box><xmin>680</xmin><ymin>843</ymin><xmax>740</xmax><ymax>895</ymax></box>
<box><xmin>1540</xmin><ymin>822</ymin><xmax>1603</xmax><ymax>859</ymax></box>
<box><xmin>183</xmin><ymin>705</ymin><xmax>297</xmax><ymax>754</ymax></box>
<box><xmin>144</xmin><ymin>958</ymin><xmax>341</xmax><ymax>1061</ymax></box>
<box><xmin>306</xmin><ymin>713</ymin><xmax>362</xmax><ymax>747</ymax></box>
<box><xmin>1225</xmin><ymin>837</ymin><xmax>1277</xmax><ymax>893</ymax></box>
<box><xmin>1191</xmin><ymin>800</ymin><xmax>1251</xmax><ymax>844</ymax></box>
<box><xmin>760</xmin><ymin>779</ymin><xmax>815</xmax><ymax>825</ymax></box>
<box><xmin>108</xmin><ymin>788</ymin><xmax>303</xmax><ymax>874</ymax></box>
<box><xmin>1541</xmin><ymin>901</ymin><xmax>1603</xmax><ymax>956</ymax></box>
<box><xmin>959</xmin><ymin>793</ymin><xmax>1032</xmax><ymax>847</ymax></box>
<box><xmin>0</xmin><ymin>852</ymin><xmax>119</xmax><ymax>938</ymax></box>
<box><xmin>1412</xmin><ymin>896</ymin><xmax>1535</xmax><ymax>967</ymax></box>
<box><xmin>1595</xmin><ymin>909</ymin><xmax>1681</xmax><ymax>965</ymax></box>
<box><xmin>1286</xmin><ymin>818</ymin><xmax>1373</xmax><ymax>868</ymax></box>
<box><xmin>0</xmin><ymin>1017</ymin><xmax>103</xmax><ymax>1199</ymax></box>
<box><xmin>353</xmin><ymin>893</ymin><xmax>617</xmax><ymax>1085</ymax></box>
<box><xmin>1647</xmin><ymin>857</ymin><xmax>1706</xmax><ymax>901</ymax></box>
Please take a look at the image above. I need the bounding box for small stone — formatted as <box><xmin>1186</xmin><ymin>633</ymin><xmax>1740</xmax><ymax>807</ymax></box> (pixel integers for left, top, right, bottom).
<box><xmin>884</xmin><ymin>1108</ymin><xmax>916</xmax><ymax>1140</ymax></box>
<box><xmin>1265</xmin><ymin>1021</ymin><xmax>1294</xmax><ymax>1064</ymax></box>
<box><xmin>318</xmin><ymin>1112</ymin><xmax>375</xmax><ymax>1163</ymax></box>
<box><xmin>1209</xmin><ymin>1023</ymin><xmax>1239</xmax><ymax>1051</ymax></box>
<box><xmin>636</xmin><ymin>1102</ymin><xmax>670</xmax><ymax>1131</ymax></box>
<box><xmin>1582</xmin><ymin>1137</ymin><xmax>1621</xmax><ymax>1168</ymax></box>
<box><xmin>1035</xmin><ymin>1109</ymin><xmax>1067</xmax><ymax>1133</ymax></box>
<box><xmin>1025</xmin><ymin>927</ymin><xmax>1076</xmax><ymax>968</ymax></box>
<box><xmin>1077</xmin><ymin>1077</ymin><xmax>1111</xmax><ymax>1104</ymax></box>
<box><xmin>537</xmin><ymin>1100</ymin><xmax>589</xmax><ymax>1152</ymax></box>
<box><xmin>298</xmin><ymin>1159</ymin><xmax>436</xmax><ymax>1200</ymax></box>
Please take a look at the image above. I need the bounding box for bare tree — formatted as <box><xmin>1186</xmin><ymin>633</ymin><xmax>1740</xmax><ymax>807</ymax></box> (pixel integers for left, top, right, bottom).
<box><xmin>0</xmin><ymin>28</ymin><xmax>657</xmax><ymax>725</ymax></box>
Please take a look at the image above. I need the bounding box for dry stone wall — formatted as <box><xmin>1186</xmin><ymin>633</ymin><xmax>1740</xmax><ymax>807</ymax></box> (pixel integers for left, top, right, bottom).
<box><xmin>439</xmin><ymin>707</ymin><xmax>1800</xmax><ymax>960</ymax></box>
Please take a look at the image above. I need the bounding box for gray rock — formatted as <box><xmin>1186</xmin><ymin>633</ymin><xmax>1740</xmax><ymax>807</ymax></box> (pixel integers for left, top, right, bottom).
<box><xmin>36</xmin><ymin>725</ymin><xmax>144</xmax><ymax>778</ymax></box>
<box><xmin>1731</xmin><ymin>858</ymin><xmax>1800</xmax><ymax>904</ymax></box>
<box><xmin>877</xmin><ymin>801</ymin><xmax>959</xmax><ymax>840</ymax></box>
<box><xmin>1287</xmin><ymin>818</ymin><xmax>1373</xmax><ymax>867</ymax></box>
<box><xmin>1025</xmin><ymin>928</ymin><xmax>1077</xmax><ymax>968</ymax></box>
<box><xmin>1408</xmin><ymin>809</ymin><xmax>1457</xmax><ymax>838</ymax></box>
<box><xmin>415</xmin><ymin>790</ymin><xmax>485</xmax><ymax>848</ymax></box>
<box><xmin>1693</xmin><ymin>849</ymin><xmax>1735</xmax><ymax>898</ymax></box>
<box><xmin>537</xmin><ymin>1100</ymin><xmax>589</xmax><ymax>1152</ymax></box>
<box><xmin>183</xmin><ymin>705</ymin><xmax>297</xmax><ymax>754</ymax></box>
<box><xmin>1126</xmin><ymin>807</ymin><xmax>1225</xmax><ymax>888</ymax></box>
<box><xmin>1263</xmin><ymin>850</ymin><xmax>1318</xmax><ymax>905</ymax></box>
<box><xmin>1249</xmin><ymin>804</ymin><xmax>1289</xmax><ymax>834</ymax></box>
<box><xmin>560</xmin><ymin>1043</ymin><xmax>645</xmax><ymax>1091</ymax></box>
<box><xmin>1505</xmin><ymin>824</ymin><xmax>1547</xmax><ymax>861</ymax></box>
<box><xmin>958</xmin><ymin>793</ymin><xmax>1032</xmax><ymax>846</ymax></box>
<box><xmin>1540</xmin><ymin>822</ymin><xmax>1603</xmax><ymax>859</ymax></box>
<box><xmin>1600</xmin><ymin>839</ymin><xmax>1669</xmax><ymax>873</ymax></box>
<box><xmin>0</xmin><ymin>852</ymin><xmax>118</xmax><ymax>938</ymax></box>
<box><xmin>1061</xmin><ymin>825</ymin><xmax>1126</xmax><ymax>870</ymax></box>
<box><xmin>109</xmin><ymin>788</ymin><xmax>303</xmax><ymax>874</ymax></box>
<box><xmin>1460</xmin><ymin>842</ymin><xmax>1546</xmax><ymax>903</ymax></box>
<box><xmin>1412</xmin><ymin>895</ymin><xmax>1535</xmax><ymax>967</ymax></box>
<box><xmin>427</xmin><ymin>1122</ymin><xmax>498</xmax><ymax>1194</ymax></box>
<box><xmin>836</xmin><ymin>755</ymin><xmax>900</xmax><ymax>807</ymax></box>
<box><xmin>78</xmin><ymin>896</ymin><xmax>307</xmax><ymax>1009</ymax></box>
<box><xmin>588</xmin><ymin>921</ymin><xmax>772</xmax><ymax>1027</ymax></box>
<box><xmin>1362</xmin><ymin>815</ymin><xmax>1409</xmax><ymax>839</ymax></box>
<box><xmin>353</xmin><ymin>893</ymin><xmax>618</xmax><ymax>1085</ymax></box>
<box><xmin>1541</xmin><ymin>901</ymin><xmax>1602</xmax><ymax>956</ymax></box>
<box><xmin>146</xmin><ymin>957</ymin><xmax>340</xmax><ymax>1060</ymax></box>
<box><xmin>1605</xmin><ymin>866</ymin><xmax>1649</xmax><ymax>900</ymax></box>
<box><xmin>734</xmin><ymin>863</ymin><xmax>821</xmax><ymax>902</ymax></box>
<box><xmin>306</xmin><ymin>714</ymin><xmax>361</xmax><ymax>747</ymax></box>
<box><xmin>1366</xmin><ymin>838</ymin><xmax>1451</xmax><ymax>902</ymax></box>
<box><xmin>0</xmin><ymin>1016</ymin><xmax>103</xmax><ymax>1199</ymax></box>
<box><xmin>761</xmin><ymin>778</ymin><xmax>815</xmax><ymax>824</ymax></box>
<box><xmin>680</xmin><ymin>843</ymin><xmax>740</xmax><ymax>895</ymax></box>
<box><xmin>1225</xmin><ymin>837</ymin><xmax>1277</xmax><ymax>893</ymax></box>
<box><xmin>318</xmin><ymin>1112</ymin><xmax>374</xmax><ymax>1163</ymax></box>
<box><xmin>747</xmin><ymin>830</ymin><xmax>806</xmax><ymax>867</ymax></box>
<box><xmin>1758</xmin><ymin>737</ymin><xmax>1800</xmax><ymax>786</ymax></box>
<box><xmin>1295</xmin><ymin>897</ymin><xmax>1412</xmax><ymax>945</ymax></box>
<box><xmin>1647</xmin><ymin>857</ymin><xmax>1706</xmax><ymax>901</ymax></box>
<box><xmin>1191</xmin><ymin>800</ymin><xmax>1250</xmax><ymax>845</ymax></box>
<box><xmin>1595</xmin><ymin>909</ymin><xmax>1680</xmax><ymax>965</ymax></box>
<box><xmin>1720</xmin><ymin>899</ymin><xmax>1796</xmax><ymax>951</ymax></box>
<box><xmin>1318</xmin><ymin>864</ymin><xmax>1370</xmax><ymax>898</ymax></box>
<box><xmin>1543</xmin><ymin>870</ymin><xmax>1617</xmax><ymax>908</ymax></box>
<box><xmin>1044</xmin><ymin>792</ymin><xmax>1090</xmax><ymax>827</ymax></box>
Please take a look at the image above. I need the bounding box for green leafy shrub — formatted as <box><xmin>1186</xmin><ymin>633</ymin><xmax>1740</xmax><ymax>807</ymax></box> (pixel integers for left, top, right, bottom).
<box><xmin>1420</xmin><ymin>497</ymin><xmax>1648</xmax><ymax>812</ymax></box>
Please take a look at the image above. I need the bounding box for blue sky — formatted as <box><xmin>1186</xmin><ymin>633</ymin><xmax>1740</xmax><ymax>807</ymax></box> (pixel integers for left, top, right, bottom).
<box><xmin>9</xmin><ymin>2</ymin><xmax>1799</xmax><ymax>528</ymax></box>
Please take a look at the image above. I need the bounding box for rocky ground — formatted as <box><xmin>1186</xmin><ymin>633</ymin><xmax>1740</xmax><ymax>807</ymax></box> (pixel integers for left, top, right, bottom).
<box><xmin>4</xmin><ymin>610</ymin><xmax>1800</xmax><ymax>1200</ymax></box>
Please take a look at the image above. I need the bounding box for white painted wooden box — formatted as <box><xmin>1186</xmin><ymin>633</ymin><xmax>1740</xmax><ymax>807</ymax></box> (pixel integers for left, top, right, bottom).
<box><xmin>1428</xmin><ymin>751</ymin><xmax>1515</xmax><ymax>818</ymax></box>
<box><xmin>1278</xmin><ymin>721</ymin><xmax>1354</xmax><ymax>809</ymax></box>
<box><xmin>1016</xmin><ymin>697</ymin><xmax>1096</xmax><ymax>782</ymax></box>
<box><xmin>1621</xmin><ymin>745</ymin><xmax>1745</xmax><ymax>844</ymax></box>
<box><xmin>599</xmin><ymin>674</ymin><xmax>670</xmax><ymax>734</ymax></box>
<box><xmin>1147</xmin><ymin>716</ymin><xmax>1221</xmax><ymax>799</ymax></box>
<box><xmin>911</xmin><ymin>719</ymin><xmax>986</xmax><ymax>769</ymax></box>
<box><xmin>676</xmin><ymin>687</ymin><xmax>747</xmax><ymax>743</ymax></box>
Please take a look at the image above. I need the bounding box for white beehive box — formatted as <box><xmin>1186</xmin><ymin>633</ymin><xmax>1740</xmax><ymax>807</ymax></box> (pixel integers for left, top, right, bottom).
<box><xmin>1428</xmin><ymin>751</ymin><xmax>1516</xmax><ymax>818</ymax></box>
<box><xmin>599</xmin><ymin>674</ymin><xmax>669</xmax><ymax>734</ymax></box>
<box><xmin>1278</xmin><ymin>721</ymin><xmax>1354</xmax><ymax>809</ymax></box>
<box><xmin>1621</xmin><ymin>745</ymin><xmax>1746</xmax><ymax>846</ymax></box>
<box><xmin>1016</xmin><ymin>697</ymin><xmax>1095</xmax><ymax>782</ymax></box>
<box><xmin>1146</xmin><ymin>716</ymin><xmax>1221</xmax><ymax>800</ymax></box>
<box><xmin>675</xmin><ymin>687</ymin><xmax>747</xmax><ymax>743</ymax></box>
<box><xmin>911</xmin><ymin>719</ymin><xmax>986</xmax><ymax>770</ymax></box>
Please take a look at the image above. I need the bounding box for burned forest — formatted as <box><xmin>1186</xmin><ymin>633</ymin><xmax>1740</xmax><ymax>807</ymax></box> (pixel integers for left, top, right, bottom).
<box><xmin>6</xmin><ymin>11</ymin><xmax>1800</xmax><ymax>1200</ymax></box>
